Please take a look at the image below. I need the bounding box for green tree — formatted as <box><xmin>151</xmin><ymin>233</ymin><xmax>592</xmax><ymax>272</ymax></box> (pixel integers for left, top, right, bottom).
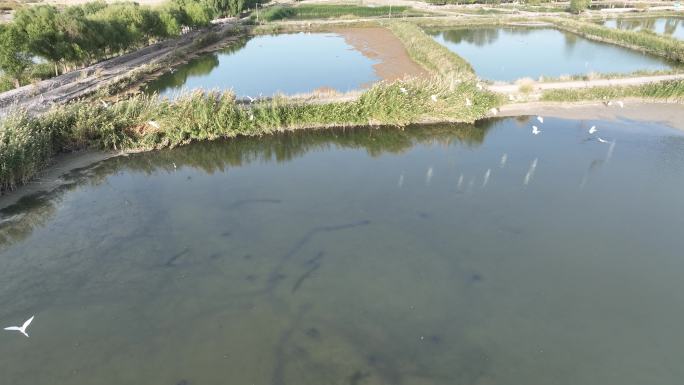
<box><xmin>0</xmin><ymin>26</ymin><xmax>32</xmax><ymax>88</ymax></box>
<box><xmin>570</xmin><ymin>0</ymin><xmax>591</xmax><ymax>13</ymax></box>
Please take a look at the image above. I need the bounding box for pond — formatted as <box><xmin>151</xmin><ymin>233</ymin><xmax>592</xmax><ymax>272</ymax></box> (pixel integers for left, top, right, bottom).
<box><xmin>600</xmin><ymin>17</ymin><xmax>684</xmax><ymax>40</ymax></box>
<box><xmin>429</xmin><ymin>27</ymin><xmax>677</xmax><ymax>81</ymax></box>
<box><xmin>1</xmin><ymin>117</ymin><xmax>684</xmax><ymax>385</ymax></box>
<box><xmin>143</xmin><ymin>29</ymin><xmax>425</xmax><ymax>99</ymax></box>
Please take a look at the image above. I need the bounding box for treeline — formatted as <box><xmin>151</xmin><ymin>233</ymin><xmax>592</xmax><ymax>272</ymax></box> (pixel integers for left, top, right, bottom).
<box><xmin>0</xmin><ymin>0</ymin><xmax>256</xmax><ymax>91</ymax></box>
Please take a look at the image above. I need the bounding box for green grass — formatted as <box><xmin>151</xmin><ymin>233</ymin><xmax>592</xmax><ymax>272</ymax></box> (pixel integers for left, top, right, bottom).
<box><xmin>540</xmin><ymin>79</ymin><xmax>684</xmax><ymax>102</ymax></box>
<box><xmin>386</xmin><ymin>22</ymin><xmax>475</xmax><ymax>80</ymax></box>
<box><xmin>0</xmin><ymin>78</ymin><xmax>500</xmax><ymax>193</ymax></box>
<box><xmin>551</xmin><ymin>18</ymin><xmax>684</xmax><ymax>63</ymax></box>
<box><xmin>258</xmin><ymin>5</ymin><xmax>420</xmax><ymax>22</ymax></box>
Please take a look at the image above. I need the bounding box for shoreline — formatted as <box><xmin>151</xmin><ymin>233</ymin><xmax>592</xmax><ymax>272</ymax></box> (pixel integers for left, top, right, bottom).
<box><xmin>3</xmin><ymin>100</ymin><xmax>682</xmax><ymax>208</ymax></box>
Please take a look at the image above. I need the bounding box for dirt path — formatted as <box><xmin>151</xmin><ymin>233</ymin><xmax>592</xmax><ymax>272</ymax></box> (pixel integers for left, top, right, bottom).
<box><xmin>487</xmin><ymin>73</ymin><xmax>684</xmax><ymax>98</ymax></box>
<box><xmin>0</xmin><ymin>21</ymin><xmax>238</xmax><ymax>116</ymax></box>
<box><xmin>498</xmin><ymin>100</ymin><xmax>684</xmax><ymax>130</ymax></box>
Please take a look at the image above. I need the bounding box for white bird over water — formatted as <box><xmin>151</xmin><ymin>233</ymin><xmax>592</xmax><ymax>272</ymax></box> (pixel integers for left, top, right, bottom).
<box><xmin>4</xmin><ymin>316</ymin><xmax>35</xmax><ymax>338</ymax></box>
<box><xmin>532</xmin><ymin>125</ymin><xmax>541</xmax><ymax>135</ymax></box>
<box><xmin>536</xmin><ymin>116</ymin><xmax>544</xmax><ymax>124</ymax></box>
<box><xmin>589</xmin><ymin>125</ymin><xmax>597</xmax><ymax>134</ymax></box>
<box><xmin>597</xmin><ymin>137</ymin><xmax>610</xmax><ymax>143</ymax></box>
<box><xmin>425</xmin><ymin>167</ymin><xmax>434</xmax><ymax>185</ymax></box>
<box><xmin>482</xmin><ymin>168</ymin><xmax>491</xmax><ymax>188</ymax></box>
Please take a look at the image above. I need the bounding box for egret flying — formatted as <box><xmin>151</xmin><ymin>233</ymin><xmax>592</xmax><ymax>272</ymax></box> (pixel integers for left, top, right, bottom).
<box><xmin>431</xmin><ymin>95</ymin><xmax>438</xmax><ymax>102</ymax></box>
<box><xmin>616</xmin><ymin>101</ymin><xmax>624</xmax><ymax>108</ymax></box>
<box><xmin>465</xmin><ymin>97</ymin><xmax>472</xmax><ymax>106</ymax></box>
<box><xmin>597</xmin><ymin>137</ymin><xmax>610</xmax><ymax>143</ymax></box>
<box><xmin>532</xmin><ymin>126</ymin><xmax>541</xmax><ymax>135</ymax></box>
<box><xmin>4</xmin><ymin>316</ymin><xmax>35</xmax><ymax>338</ymax></box>
<box><xmin>482</xmin><ymin>169</ymin><xmax>491</xmax><ymax>188</ymax></box>
<box><xmin>400</xmin><ymin>87</ymin><xmax>408</xmax><ymax>94</ymax></box>
<box><xmin>147</xmin><ymin>121</ymin><xmax>160</xmax><ymax>129</ymax></box>
<box><xmin>536</xmin><ymin>116</ymin><xmax>544</xmax><ymax>124</ymax></box>
<box><xmin>489</xmin><ymin>107</ymin><xmax>499</xmax><ymax>115</ymax></box>
<box><xmin>589</xmin><ymin>126</ymin><xmax>597</xmax><ymax>134</ymax></box>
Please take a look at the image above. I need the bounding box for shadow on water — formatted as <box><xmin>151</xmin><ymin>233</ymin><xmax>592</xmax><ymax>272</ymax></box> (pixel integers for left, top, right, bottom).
<box><xmin>142</xmin><ymin>36</ymin><xmax>249</xmax><ymax>96</ymax></box>
<box><xmin>0</xmin><ymin>121</ymin><xmax>495</xmax><ymax>249</ymax></box>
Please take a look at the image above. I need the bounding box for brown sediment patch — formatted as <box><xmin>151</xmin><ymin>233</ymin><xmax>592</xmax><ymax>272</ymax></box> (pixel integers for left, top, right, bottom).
<box><xmin>334</xmin><ymin>27</ymin><xmax>428</xmax><ymax>82</ymax></box>
<box><xmin>498</xmin><ymin>100</ymin><xmax>684</xmax><ymax>131</ymax></box>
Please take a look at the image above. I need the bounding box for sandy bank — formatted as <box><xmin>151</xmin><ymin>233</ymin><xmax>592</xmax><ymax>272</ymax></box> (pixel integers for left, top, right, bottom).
<box><xmin>498</xmin><ymin>100</ymin><xmax>684</xmax><ymax>130</ymax></box>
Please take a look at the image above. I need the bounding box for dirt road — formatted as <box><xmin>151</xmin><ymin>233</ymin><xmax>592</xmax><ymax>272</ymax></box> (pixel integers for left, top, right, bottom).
<box><xmin>0</xmin><ymin>21</ymin><xmax>238</xmax><ymax>116</ymax></box>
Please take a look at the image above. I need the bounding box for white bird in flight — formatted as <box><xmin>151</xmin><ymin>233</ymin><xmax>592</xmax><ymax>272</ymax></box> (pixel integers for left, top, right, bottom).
<box><xmin>597</xmin><ymin>137</ymin><xmax>610</xmax><ymax>143</ymax></box>
<box><xmin>532</xmin><ymin>126</ymin><xmax>541</xmax><ymax>135</ymax></box>
<box><xmin>147</xmin><ymin>120</ymin><xmax>160</xmax><ymax>129</ymax></box>
<box><xmin>616</xmin><ymin>101</ymin><xmax>624</xmax><ymax>108</ymax></box>
<box><xmin>476</xmin><ymin>83</ymin><xmax>484</xmax><ymax>90</ymax></box>
<box><xmin>400</xmin><ymin>87</ymin><xmax>407</xmax><ymax>94</ymax></box>
<box><xmin>489</xmin><ymin>107</ymin><xmax>498</xmax><ymax>115</ymax></box>
<box><xmin>4</xmin><ymin>316</ymin><xmax>35</xmax><ymax>338</ymax></box>
<box><xmin>589</xmin><ymin>125</ymin><xmax>597</xmax><ymax>134</ymax></box>
<box><xmin>431</xmin><ymin>94</ymin><xmax>438</xmax><ymax>102</ymax></box>
<box><xmin>465</xmin><ymin>97</ymin><xmax>472</xmax><ymax>106</ymax></box>
<box><xmin>536</xmin><ymin>116</ymin><xmax>544</xmax><ymax>124</ymax></box>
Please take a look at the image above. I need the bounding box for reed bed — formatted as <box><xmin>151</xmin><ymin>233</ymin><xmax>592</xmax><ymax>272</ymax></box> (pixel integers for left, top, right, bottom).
<box><xmin>387</xmin><ymin>22</ymin><xmax>475</xmax><ymax>80</ymax></box>
<box><xmin>540</xmin><ymin>79</ymin><xmax>684</xmax><ymax>102</ymax></box>
<box><xmin>0</xmin><ymin>78</ymin><xmax>500</xmax><ymax>193</ymax></box>
<box><xmin>259</xmin><ymin>5</ymin><xmax>418</xmax><ymax>22</ymax></box>
<box><xmin>551</xmin><ymin>18</ymin><xmax>684</xmax><ymax>63</ymax></box>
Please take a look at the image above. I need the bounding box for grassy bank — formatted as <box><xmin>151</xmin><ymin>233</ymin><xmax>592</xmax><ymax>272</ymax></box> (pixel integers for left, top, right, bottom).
<box><xmin>551</xmin><ymin>18</ymin><xmax>684</xmax><ymax>63</ymax></box>
<box><xmin>540</xmin><ymin>79</ymin><xmax>684</xmax><ymax>102</ymax></box>
<box><xmin>386</xmin><ymin>22</ymin><xmax>475</xmax><ymax>80</ymax></box>
<box><xmin>258</xmin><ymin>5</ymin><xmax>420</xmax><ymax>21</ymax></box>
<box><xmin>0</xmin><ymin>78</ymin><xmax>500</xmax><ymax>193</ymax></box>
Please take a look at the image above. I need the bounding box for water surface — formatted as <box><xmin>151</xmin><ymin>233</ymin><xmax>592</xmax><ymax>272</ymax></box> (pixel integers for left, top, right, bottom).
<box><xmin>144</xmin><ymin>32</ymin><xmax>380</xmax><ymax>99</ymax></box>
<box><xmin>1</xmin><ymin>118</ymin><xmax>684</xmax><ymax>385</ymax></box>
<box><xmin>601</xmin><ymin>17</ymin><xmax>684</xmax><ymax>40</ymax></box>
<box><xmin>429</xmin><ymin>27</ymin><xmax>677</xmax><ymax>81</ymax></box>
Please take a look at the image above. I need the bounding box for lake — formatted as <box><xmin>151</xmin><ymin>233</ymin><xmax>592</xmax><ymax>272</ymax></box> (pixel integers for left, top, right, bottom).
<box><xmin>429</xmin><ymin>27</ymin><xmax>677</xmax><ymax>81</ymax></box>
<box><xmin>601</xmin><ymin>17</ymin><xmax>684</xmax><ymax>40</ymax></box>
<box><xmin>144</xmin><ymin>32</ymin><xmax>382</xmax><ymax>99</ymax></box>
<box><xmin>1</xmin><ymin>117</ymin><xmax>684</xmax><ymax>385</ymax></box>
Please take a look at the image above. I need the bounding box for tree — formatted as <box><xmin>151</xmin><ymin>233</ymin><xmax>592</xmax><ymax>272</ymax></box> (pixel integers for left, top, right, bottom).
<box><xmin>570</xmin><ymin>0</ymin><xmax>591</xmax><ymax>13</ymax></box>
<box><xmin>0</xmin><ymin>26</ymin><xmax>32</xmax><ymax>88</ymax></box>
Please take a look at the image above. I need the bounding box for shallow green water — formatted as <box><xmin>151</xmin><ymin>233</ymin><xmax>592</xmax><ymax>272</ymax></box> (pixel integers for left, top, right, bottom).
<box><xmin>601</xmin><ymin>17</ymin><xmax>684</xmax><ymax>40</ymax></box>
<box><xmin>1</xmin><ymin>117</ymin><xmax>684</xmax><ymax>385</ymax></box>
<box><xmin>429</xmin><ymin>27</ymin><xmax>677</xmax><ymax>81</ymax></box>
<box><xmin>143</xmin><ymin>32</ymin><xmax>379</xmax><ymax>99</ymax></box>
